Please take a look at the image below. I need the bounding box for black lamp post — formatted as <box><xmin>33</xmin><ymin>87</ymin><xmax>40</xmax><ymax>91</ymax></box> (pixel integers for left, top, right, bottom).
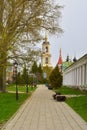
<box><xmin>13</xmin><ymin>60</ymin><xmax>18</xmax><ymax>100</ymax></box>
<box><xmin>26</xmin><ymin>69</ymin><xmax>28</xmax><ymax>93</ymax></box>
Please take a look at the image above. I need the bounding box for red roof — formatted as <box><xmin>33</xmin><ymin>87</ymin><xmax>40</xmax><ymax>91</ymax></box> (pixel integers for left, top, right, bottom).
<box><xmin>58</xmin><ymin>49</ymin><xmax>62</xmax><ymax>65</ymax></box>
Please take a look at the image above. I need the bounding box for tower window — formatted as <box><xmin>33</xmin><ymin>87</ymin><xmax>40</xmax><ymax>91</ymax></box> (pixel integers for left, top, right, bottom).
<box><xmin>45</xmin><ymin>46</ymin><xmax>48</xmax><ymax>52</ymax></box>
<box><xmin>45</xmin><ymin>57</ymin><xmax>48</xmax><ymax>64</ymax></box>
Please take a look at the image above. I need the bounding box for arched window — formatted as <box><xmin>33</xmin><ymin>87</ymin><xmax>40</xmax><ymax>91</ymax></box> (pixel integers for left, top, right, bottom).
<box><xmin>45</xmin><ymin>46</ymin><xmax>48</xmax><ymax>52</ymax></box>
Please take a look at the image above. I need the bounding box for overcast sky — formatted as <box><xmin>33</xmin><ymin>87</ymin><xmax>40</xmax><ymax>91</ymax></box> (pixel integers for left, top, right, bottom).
<box><xmin>49</xmin><ymin>0</ymin><xmax>87</xmax><ymax>67</ymax></box>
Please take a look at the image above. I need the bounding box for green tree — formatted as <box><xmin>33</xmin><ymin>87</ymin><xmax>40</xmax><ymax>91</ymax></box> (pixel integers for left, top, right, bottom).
<box><xmin>21</xmin><ymin>66</ymin><xmax>28</xmax><ymax>84</ymax></box>
<box><xmin>49</xmin><ymin>65</ymin><xmax>63</xmax><ymax>89</ymax></box>
<box><xmin>0</xmin><ymin>0</ymin><xmax>63</xmax><ymax>91</ymax></box>
<box><xmin>31</xmin><ymin>61</ymin><xmax>38</xmax><ymax>74</ymax></box>
<box><xmin>30</xmin><ymin>62</ymin><xmax>43</xmax><ymax>84</ymax></box>
<box><xmin>37</xmin><ymin>63</ymin><xmax>43</xmax><ymax>83</ymax></box>
<box><xmin>38</xmin><ymin>64</ymin><xmax>42</xmax><ymax>74</ymax></box>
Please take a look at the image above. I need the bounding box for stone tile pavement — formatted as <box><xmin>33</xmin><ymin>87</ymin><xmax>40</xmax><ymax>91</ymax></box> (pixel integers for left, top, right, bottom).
<box><xmin>2</xmin><ymin>85</ymin><xmax>87</xmax><ymax>130</ymax></box>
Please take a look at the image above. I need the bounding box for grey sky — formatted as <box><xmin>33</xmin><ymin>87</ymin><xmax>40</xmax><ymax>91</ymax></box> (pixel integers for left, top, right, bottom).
<box><xmin>49</xmin><ymin>0</ymin><xmax>87</xmax><ymax>67</ymax></box>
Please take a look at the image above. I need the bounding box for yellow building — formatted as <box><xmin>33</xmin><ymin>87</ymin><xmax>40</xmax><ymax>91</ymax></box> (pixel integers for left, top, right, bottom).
<box><xmin>41</xmin><ymin>36</ymin><xmax>53</xmax><ymax>79</ymax></box>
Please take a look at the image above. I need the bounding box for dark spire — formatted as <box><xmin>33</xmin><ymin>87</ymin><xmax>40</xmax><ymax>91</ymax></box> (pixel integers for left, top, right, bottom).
<box><xmin>66</xmin><ymin>54</ymin><xmax>69</xmax><ymax>62</ymax></box>
<box><xmin>73</xmin><ymin>56</ymin><xmax>77</xmax><ymax>62</ymax></box>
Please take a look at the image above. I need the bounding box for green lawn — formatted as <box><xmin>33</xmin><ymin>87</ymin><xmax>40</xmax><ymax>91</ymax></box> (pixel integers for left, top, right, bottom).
<box><xmin>66</xmin><ymin>96</ymin><xmax>87</xmax><ymax>122</ymax></box>
<box><xmin>54</xmin><ymin>86</ymin><xmax>87</xmax><ymax>95</ymax></box>
<box><xmin>7</xmin><ymin>84</ymin><xmax>36</xmax><ymax>92</ymax></box>
<box><xmin>0</xmin><ymin>84</ymin><xmax>36</xmax><ymax>129</ymax></box>
<box><xmin>54</xmin><ymin>86</ymin><xmax>87</xmax><ymax>122</ymax></box>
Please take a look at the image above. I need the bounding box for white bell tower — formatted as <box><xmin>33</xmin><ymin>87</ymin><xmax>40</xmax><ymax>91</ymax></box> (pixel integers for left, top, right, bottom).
<box><xmin>41</xmin><ymin>36</ymin><xmax>52</xmax><ymax>68</ymax></box>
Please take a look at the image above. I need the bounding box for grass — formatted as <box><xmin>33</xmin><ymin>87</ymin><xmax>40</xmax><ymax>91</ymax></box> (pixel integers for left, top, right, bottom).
<box><xmin>66</xmin><ymin>96</ymin><xmax>87</xmax><ymax>122</ymax></box>
<box><xmin>7</xmin><ymin>84</ymin><xmax>36</xmax><ymax>92</ymax></box>
<box><xmin>0</xmin><ymin>84</ymin><xmax>36</xmax><ymax>128</ymax></box>
<box><xmin>54</xmin><ymin>86</ymin><xmax>87</xmax><ymax>122</ymax></box>
<box><xmin>54</xmin><ymin>86</ymin><xmax>87</xmax><ymax>95</ymax></box>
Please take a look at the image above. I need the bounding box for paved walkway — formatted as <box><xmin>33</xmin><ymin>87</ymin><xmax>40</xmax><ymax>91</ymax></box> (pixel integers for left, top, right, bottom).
<box><xmin>2</xmin><ymin>85</ymin><xmax>87</xmax><ymax>130</ymax></box>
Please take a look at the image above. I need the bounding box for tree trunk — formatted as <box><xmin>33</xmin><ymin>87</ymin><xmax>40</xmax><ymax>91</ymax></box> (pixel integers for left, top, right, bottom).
<box><xmin>0</xmin><ymin>62</ymin><xmax>7</xmax><ymax>92</ymax></box>
<box><xmin>0</xmin><ymin>51</ymin><xmax>7</xmax><ymax>92</ymax></box>
<box><xmin>2</xmin><ymin>66</ymin><xmax>7</xmax><ymax>92</ymax></box>
<box><xmin>0</xmin><ymin>66</ymin><xmax>6</xmax><ymax>92</ymax></box>
<box><xmin>0</xmin><ymin>67</ymin><xmax>3</xmax><ymax>91</ymax></box>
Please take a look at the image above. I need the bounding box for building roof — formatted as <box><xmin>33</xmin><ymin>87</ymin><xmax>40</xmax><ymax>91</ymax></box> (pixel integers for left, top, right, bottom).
<box><xmin>63</xmin><ymin>53</ymin><xmax>87</xmax><ymax>71</ymax></box>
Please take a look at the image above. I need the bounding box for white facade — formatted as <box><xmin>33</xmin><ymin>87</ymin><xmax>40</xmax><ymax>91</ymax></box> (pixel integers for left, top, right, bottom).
<box><xmin>63</xmin><ymin>54</ymin><xmax>87</xmax><ymax>90</ymax></box>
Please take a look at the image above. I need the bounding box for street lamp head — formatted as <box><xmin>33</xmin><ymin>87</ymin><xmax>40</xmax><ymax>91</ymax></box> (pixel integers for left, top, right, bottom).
<box><xmin>13</xmin><ymin>60</ymin><xmax>18</xmax><ymax>68</ymax></box>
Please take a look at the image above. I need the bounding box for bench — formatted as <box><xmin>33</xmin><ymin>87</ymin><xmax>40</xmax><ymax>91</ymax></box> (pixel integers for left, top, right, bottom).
<box><xmin>53</xmin><ymin>92</ymin><xmax>66</xmax><ymax>102</ymax></box>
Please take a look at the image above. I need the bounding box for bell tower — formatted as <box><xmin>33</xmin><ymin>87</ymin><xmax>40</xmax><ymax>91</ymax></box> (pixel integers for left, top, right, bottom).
<box><xmin>41</xmin><ymin>35</ymin><xmax>52</xmax><ymax>68</ymax></box>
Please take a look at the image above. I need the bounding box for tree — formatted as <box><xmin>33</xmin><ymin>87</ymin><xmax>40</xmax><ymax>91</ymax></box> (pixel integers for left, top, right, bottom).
<box><xmin>30</xmin><ymin>62</ymin><xmax>42</xmax><ymax>83</ymax></box>
<box><xmin>31</xmin><ymin>61</ymin><xmax>38</xmax><ymax>74</ymax></box>
<box><xmin>21</xmin><ymin>66</ymin><xmax>27</xmax><ymax>84</ymax></box>
<box><xmin>49</xmin><ymin>65</ymin><xmax>63</xmax><ymax>89</ymax></box>
<box><xmin>36</xmin><ymin>63</ymin><xmax>43</xmax><ymax>83</ymax></box>
<box><xmin>37</xmin><ymin>64</ymin><xmax>42</xmax><ymax>74</ymax></box>
<box><xmin>0</xmin><ymin>0</ymin><xmax>63</xmax><ymax>91</ymax></box>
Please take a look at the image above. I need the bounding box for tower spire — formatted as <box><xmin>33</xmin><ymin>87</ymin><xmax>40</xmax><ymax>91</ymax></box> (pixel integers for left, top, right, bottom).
<box><xmin>66</xmin><ymin>54</ymin><xmax>69</xmax><ymax>62</ymax></box>
<box><xmin>58</xmin><ymin>48</ymin><xmax>62</xmax><ymax>72</ymax></box>
<box><xmin>45</xmin><ymin>30</ymin><xmax>48</xmax><ymax>42</ymax></box>
<box><xmin>58</xmin><ymin>48</ymin><xmax>62</xmax><ymax>65</ymax></box>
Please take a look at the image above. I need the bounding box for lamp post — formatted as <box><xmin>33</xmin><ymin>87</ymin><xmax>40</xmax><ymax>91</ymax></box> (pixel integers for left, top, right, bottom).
<box><xmin>13</xmin><ymin>60</ymin><xmax>18</xmax><ymax>100</ymax></box>
<box><xmin>26</xmin><ymin>68</ymin><xmax>28</xmax><ymax>93</ymax></box>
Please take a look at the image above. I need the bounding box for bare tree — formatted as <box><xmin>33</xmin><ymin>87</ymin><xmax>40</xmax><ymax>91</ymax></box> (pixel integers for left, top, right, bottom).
<box><xmin>0</xmin><ymin>0</ymin><xmax>63</xmax><ymax>91</ymax></box>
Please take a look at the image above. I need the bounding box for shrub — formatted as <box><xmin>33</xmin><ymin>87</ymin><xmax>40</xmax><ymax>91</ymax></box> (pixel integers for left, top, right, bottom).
<box><xmin>49</xmin><ymin>65</ymin><xmax>63</xmax><ymax>89</ymax></box>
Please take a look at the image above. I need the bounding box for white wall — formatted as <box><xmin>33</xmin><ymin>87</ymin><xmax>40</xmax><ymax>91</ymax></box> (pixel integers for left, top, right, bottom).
<box><xmin>63</xmin><ymin>54</ymin><xmax>87</xmax><ymax>90</ymax></box>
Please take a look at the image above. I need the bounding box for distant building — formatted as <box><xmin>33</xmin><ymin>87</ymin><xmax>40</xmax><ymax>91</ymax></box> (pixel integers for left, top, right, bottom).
<box><xmin>62</xmin><ymin>55</ymin><xmax>72</xmax><ymax>71</ymax></box>
<box><xmin>6</xmin><ymin>65</ymin><xmax>14</xmax><ymax>83</ymax></box>
<box><xmin>63</xmin><ymin>54</ymin><xmax>87</xmax><ymax>90</ymax></box>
